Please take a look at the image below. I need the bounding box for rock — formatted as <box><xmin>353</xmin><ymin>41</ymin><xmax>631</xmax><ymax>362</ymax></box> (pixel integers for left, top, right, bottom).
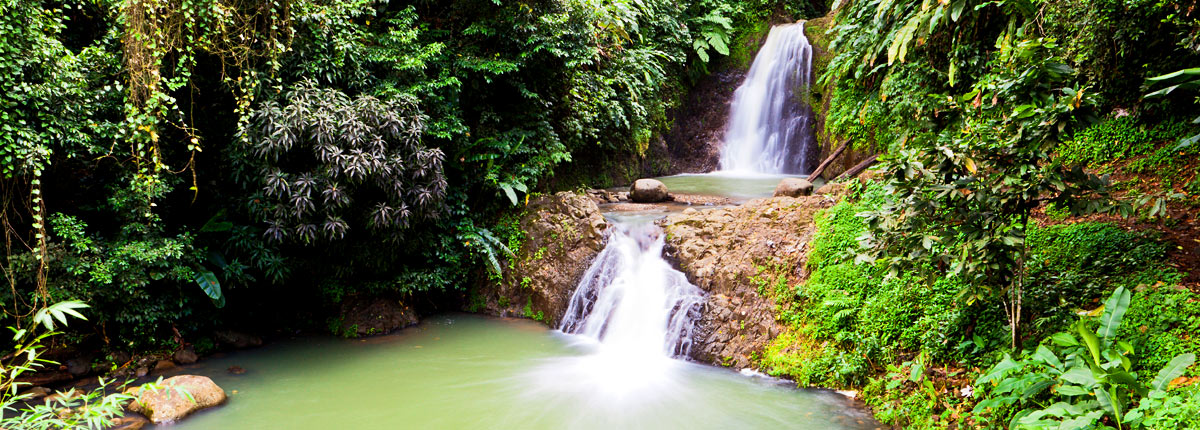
<box><xmin>135</xmin><ymin>367</ymin><xmax>149</xmax><ymax>378</ymax></box>
<box><xmin>126</xmin><ymin>375</ymin><xmax>226</xmax><ymax>423</ymax></box>
<box><xmin>586</xmin><ymin>189</ymin><xmax>619</xmax><ymax>204</ymax></box>
<box><xmin>473</xmin><ymin>192</ymin><xmax>608</xmax><ymax>326</ymax></box>
<box><xmin>815</xmin><ymin>182</ymin><xmax>847</xmax><ymax>197</ymax></box>
<box><xmin>65</xmin><ymin>357</ymin><xmax>91</xmax><ymax>377</ymax></box>
<box><xmin>43</xmin><ymin>389</ymin><xmax>82</xmax><ymax>405</ymax></box>
<box><xmin>773</xmin><ymin>178</ymin><xmax>813</xmax><ymax>197</ymax></box>
<box><xmin>227</xmin><ymin>366</ymin><xmax>246</xmax><ymax>375</ymax></box>
<box><xmin>337</xmin><ymin>296</ymin><xmax>419</xmax><ymax>337</ymax></box>
<box><xmin>630</xmin><ymin>178</ymin><xmax>669</xmax><ymax>203</ymax></box>
<box><xmin>111</xmin><ymin>351</ymin><xmax>132</xmax><ymax>366</ymax></box>
<box><xmin>20</xmin><ymin>386</ymin><xmax>52</xmax><ymax>400</ymax></box>
<box><xmin>213</xmin><ymin>331</ymin><xmax>262</xmax><ymax>349</ymax></box>
<box><xmin>110</xmin><ymin>415</ymin><xmax>149</xmax><ymax>430</ymax></box>
<box><xmin>662</xmin><ymin>195</ymin><xmax>834</xmax><ymax>368</ymax></box>
<box><xmin>154</xmin><ymin>360</ymin><xmax>176</xmax><ymax>371</ymax></box>
<box><xmin>173</xmin><ymin>347</ymin><xmax>198</xmax><ymax>365</ymax></box>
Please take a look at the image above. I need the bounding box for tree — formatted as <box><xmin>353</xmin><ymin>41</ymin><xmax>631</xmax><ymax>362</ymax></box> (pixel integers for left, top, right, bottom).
<box><xmin>239</xmin><ymin>80</ymin><xmax>448</xmax><ymax>244</ymax></box>
<box><xmin>857</xmin><ymin>33</ymin><xmax>1116</xmax><ymax>349</ymax></box>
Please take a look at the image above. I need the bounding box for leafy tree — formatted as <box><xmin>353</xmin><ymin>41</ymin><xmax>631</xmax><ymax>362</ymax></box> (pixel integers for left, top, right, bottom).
<box><xmin>239</xmin><ymin>80</ymin><xmax>447</xmax><ymax>244</ymax></box>
<box><xmin>854</xmin><ymin>13</ymin><xmax>1116</xmax><ymax>349</ymax></box>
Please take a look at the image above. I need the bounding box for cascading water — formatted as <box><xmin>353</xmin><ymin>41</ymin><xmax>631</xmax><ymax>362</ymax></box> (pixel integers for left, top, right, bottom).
<box><xmin>559</xmin><ymin>219</ymin><xmax>705</xmax><ymax>358</ymax></box>
<box><xmin>524</xmin><ymin>215</ymin><xmax>705</xmax><ymax>408</ymax></box>
<box><xmin>718</xmin><ymin>23</ymin><xmax>816</xmax><ymax>175</ymax></box>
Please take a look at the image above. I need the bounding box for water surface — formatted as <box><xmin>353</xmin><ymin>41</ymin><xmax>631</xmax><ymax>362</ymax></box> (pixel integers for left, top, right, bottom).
<box><xmin>156</xmin><ymin>315</ymin><xmax>877</xmax><ymax>430</ymax></box>
<box><xmin>650</xmin><ymin>172</ymin><xmax>818</xmax><ymax>201</ymax></box>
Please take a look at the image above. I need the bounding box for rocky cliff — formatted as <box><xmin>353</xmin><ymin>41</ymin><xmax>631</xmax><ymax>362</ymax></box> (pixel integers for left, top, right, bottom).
<box><xmin>660</xmin><ymin>195</ymin><xmax>835</xmax><ymax>368</ymax></box>
<box><xmin>473</xmin><ymin>192</ymin><xmax>608</xmax><ymax>326</ymax></box>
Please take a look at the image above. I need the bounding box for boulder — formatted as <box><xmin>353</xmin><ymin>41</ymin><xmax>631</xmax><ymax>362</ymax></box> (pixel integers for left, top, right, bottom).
<box><xmin>337</xmin><ymin>296</ymin><xmax>419</xmax><ymax>336</ymax></box>
<box><xmin>65</xmin><ymin>357</ymin><xmax>92</xmax><ymax>377</ymax></box>
<box><xmin>213</xmin><ymin>331</ymin><xmax>262</xmax><ymax>349</ymax></box>
<box><xmin>110</xmin><ymin>415</ymin><xmax>149</xmax><ymax>430</ymax></box>
<box><xmin>173</xmin><ymin>347</ymin><xmax>198</xmax><ymax>365</ymax></box>
<box><xmin>773</xmin><ymin>178</ymin><xmax>813</xmax><ymax>197</ymax></box>
<box><xmin>629</xmin><ymin>179</ymin><xmax>669</xmax><ymax>203</ymax></box>
<box><xmin>815</xmin><ymin>182</ymin><xmax>847</xmax><ymax>197</ymax></box>
<box><xmin>154</xmin><ymin>360</ymin><xmax>177</xmax><ymax>371</ymax></box>
<box><xmin>127</xmin><ymin>375</ymin><xmax>226</xmax><ymax>423</ymax></box>
<box><xmin>20</xmin><ymin>386</ymin><xmax>52</xmax><ymax>400</ymax></box>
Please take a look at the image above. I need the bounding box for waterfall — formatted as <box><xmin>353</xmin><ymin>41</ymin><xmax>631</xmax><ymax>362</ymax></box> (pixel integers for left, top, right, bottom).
<box><xmin>718</xmin><ymin>23</ymin><xmax>816</xmax><ymax>175</ymax></box>
<box><xmin>559</xmin><ymin>219</ymin><xmax>705</xmax><ymax>359</ymax></box>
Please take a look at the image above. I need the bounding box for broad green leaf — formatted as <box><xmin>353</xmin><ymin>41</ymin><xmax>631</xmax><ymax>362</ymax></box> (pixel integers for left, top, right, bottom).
<box><xmin>950</xmin><ymin>0</ymin><xmax>966</xmax><ymax>21</ymax></box>
<box><xmin>1078</xmin><ymin>323</ymin><xmax>1102</xmax><ymax>366</ymax></box>
<box><xmin>194</xmin><ymin>270</ymin><xmax>225</xmax><ymax>308</ymax></box>
<box><xmin>1152</xmin><ymin>353</ymin><xmax>1196</xmax><ymax>391</ymax></box>
<box><xmin>909</xmin><ymin>359</ymin><xmax>925</xmax><ymax>382</ymax></box>
<box><xmin>1033</xmin><ymin>345</ymin><xmax>1063</xmax><ymax>369</ymax></box>
<box><xmin>980</xmin><ymin>355</ymin><xmax>1021</xmax><ymax>383</ymax></box>
<box><xmin>1061</xmin><ymin>365</ymin><xmax>1098</xmax><ymax>387</ymax></box>
<box><xmin>1055</xmin><ymin>384</ymin><xmax>1089</xmax><ymax>396</ymax></box>
<box><xmin>1099</xmin><ymin>287</ymin><xmax>1130</xmax><ymax>343</ymax></box>
<box><xmin>1146</xmin><ymin>67</ymin><xmax>1200</xmax><ymax>82</ymax></box>
<box><xmin>1020</xmin><ymin>379</ymin><xmax>1054</xmax><ymax>400</ymax></box>
<box><xmin>500</xmin><ymin>184</ymin><xmax>518</xmax><ymax>205</ymax></box>
<box><xmin>1050</xmin><ymin>332</ymin><xmax>1079</xmax><ymax>347</ymax></box>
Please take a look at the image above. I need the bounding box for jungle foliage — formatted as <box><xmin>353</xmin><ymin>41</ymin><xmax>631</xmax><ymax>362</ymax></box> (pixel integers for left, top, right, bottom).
<box><xmin>0</xmin><ymin>0</ymin><xmax>813</xmax><ymax>352</ymax></box>
<box><xmin>783</xmin><ymin>0</ymin><xmax>1200</xmax><ymax>427</ymax></box>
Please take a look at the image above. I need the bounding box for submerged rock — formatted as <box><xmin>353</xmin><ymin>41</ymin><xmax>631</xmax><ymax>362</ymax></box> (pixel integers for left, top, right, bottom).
<box><xmin>630</xmin><ymin>178</ymin><xmax>670</xmax><ymax>203</ymax></box>
<box><xmin>662</xmin><ymin>195</ymin><xmax>835</xmax><ymax>368</ymax></box>
<box><xmin>126</xmin><ymin>375</ymin><xmax>226</xmax><ymax>423</ymax></box>
<box><xmin>474</xmin><ymin>192</ymin><xmax>608</xmax><ymax>326</ymax></box>
<box><xmin>773</xmin><ymin>178</ymin><xmax>813</xmax><ymax>197</ymax></box>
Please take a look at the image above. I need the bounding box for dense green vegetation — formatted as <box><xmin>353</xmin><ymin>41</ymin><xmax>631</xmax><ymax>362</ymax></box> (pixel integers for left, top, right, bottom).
<box><xmin>0</xmin><ymin>0</ymin><xmax>812</xmax><ymax>348</ymax></box>
<box><xmin>2</xmin><ymin>0</ymin><xmax>1199</xmax><ymax>427</ymax></box>
<box><xmin>0</xmin><ymin>0</ymin><xmax>813</xmax><ymax>425</ymax></box>
<box><xmin>753</xmin><ymin>0</ymin><xmax>1200</xmax><ymax>427</ymax></box>
<box><xmin>763</xmin><ymin>180</ymin><xmax>1199</xmax><ymax>428</ymax></box>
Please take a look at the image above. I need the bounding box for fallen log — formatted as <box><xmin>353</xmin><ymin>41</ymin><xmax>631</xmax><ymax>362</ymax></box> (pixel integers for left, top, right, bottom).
<box><xmin>807</xmin><ymin>139</ymin><xmax>850</xmax><ymax>180</ymax></box>
<box><xmin>834</xmin><ymin>154</ymin><xmax>878</xmax><ymax>181</ymax></box>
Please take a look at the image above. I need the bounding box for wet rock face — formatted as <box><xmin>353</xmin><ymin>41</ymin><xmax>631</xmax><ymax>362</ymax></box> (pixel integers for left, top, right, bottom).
<box><xmin>661</xmin><ymin>68</ymin><xmax>747</xmax><ymax>174</ymax></box>
<box><xmin>475</xmin><ymin>192</ymin><xmax>608</xmax><ymax>326</ymax></box>
<box><xmin>127</xmin><ymin>375</ymin><xmax>226</xmax><ymax>423</ymax></box>
<box><xmin>661</xmin><ymin>196</ymin><xmax>834</xmax><ymax>369</ymax></box>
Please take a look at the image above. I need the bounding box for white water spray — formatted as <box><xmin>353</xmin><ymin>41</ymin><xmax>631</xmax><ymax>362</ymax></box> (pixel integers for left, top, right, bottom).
<box><xmin>559</xmin><ymin>219</ymin><xmax>705</xmax><ymax>358</ymax></box>
<box><xmin>718</xmin><ymin>23</ymin><xmax>816</xmax><ymax>175</ymax></box>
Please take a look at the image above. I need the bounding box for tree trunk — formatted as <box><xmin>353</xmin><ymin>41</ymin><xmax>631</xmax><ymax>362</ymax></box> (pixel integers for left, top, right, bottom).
<box><xmin>808</xmin><ymin>139</ymin><xmax>850</xmax><ymax>180</ymax></box>
<box><xmin>834</xmin><ymin>154</ymin><xmax>878</xmax><ymax>181</ymax></box>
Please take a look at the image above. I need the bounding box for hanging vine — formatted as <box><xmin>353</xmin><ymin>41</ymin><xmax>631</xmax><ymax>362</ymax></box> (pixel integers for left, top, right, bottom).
<box><xmin>118</xmin><ymin>0</ymin><xmax>293</xmax><ymax>207</ymax></box>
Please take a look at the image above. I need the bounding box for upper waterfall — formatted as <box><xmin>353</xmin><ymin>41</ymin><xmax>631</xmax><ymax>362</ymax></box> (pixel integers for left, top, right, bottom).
<box><xmin>718</xmin><ymin>23</ymin><xmax>816</xmax><ymax>175</ymax></box>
